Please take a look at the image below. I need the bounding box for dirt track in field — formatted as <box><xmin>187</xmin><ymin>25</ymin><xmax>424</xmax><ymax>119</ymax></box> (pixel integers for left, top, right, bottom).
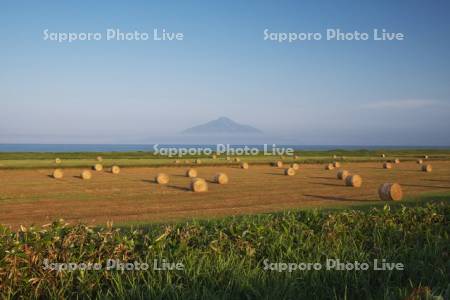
<box><xmin>0</xmin><ymin>161</ymin><xmax>449</xmax><ymax>228</ymax></box>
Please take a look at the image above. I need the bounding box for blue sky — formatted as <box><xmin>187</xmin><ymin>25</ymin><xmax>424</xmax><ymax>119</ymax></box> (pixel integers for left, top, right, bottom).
<box><xmin>1</xmin><ymin>0</ymin><xmax>449</xmax><ymax>145</ymax></box>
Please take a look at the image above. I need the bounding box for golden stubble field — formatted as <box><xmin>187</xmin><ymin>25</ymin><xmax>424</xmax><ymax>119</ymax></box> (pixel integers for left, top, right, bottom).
<box><xmin>0</xmin><ymin>161</ymin><xmax>449</xmax><ymax>228</ymax></box>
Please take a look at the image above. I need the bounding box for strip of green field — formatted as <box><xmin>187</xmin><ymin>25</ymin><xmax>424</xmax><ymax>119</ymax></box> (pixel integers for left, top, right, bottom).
<box><xmin>1</xmin><ymin>194</ymin><xmax>449</xmax><ymax>299</ymax></box>
<box><xmin>1</xmin><ymin>149</ymin><xmax>449</xmax><ymax>169</ymax></box>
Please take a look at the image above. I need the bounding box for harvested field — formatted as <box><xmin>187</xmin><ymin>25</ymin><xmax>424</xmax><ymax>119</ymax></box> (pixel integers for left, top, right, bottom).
<box><xmin>0</xmin><ymin>161</ymin><xmax>449</xmax><ymax>228</ymax></box>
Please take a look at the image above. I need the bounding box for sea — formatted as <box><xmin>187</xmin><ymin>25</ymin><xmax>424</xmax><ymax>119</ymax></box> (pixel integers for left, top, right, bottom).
<box><xmin>0</xmin><ymin>144</ymin><xmax>446</xmax><ymax>153</ymax></box>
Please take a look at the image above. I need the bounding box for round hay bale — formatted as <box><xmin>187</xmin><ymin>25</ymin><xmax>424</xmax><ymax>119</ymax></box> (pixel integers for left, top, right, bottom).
<box><xmin>381</xmin><ymin>154</ymin><xmax>386</xmax><ymax>158</ymax></box>
<box><xmin>294</xmin><ymin>155</ymin><xmax>299</xmax><ymax>160</ymax></box>
<box><xmin>93</xmin><ymin>164</ymin><xmax>103</xmax><ymax>171</ymax></box>
<box><xmin>240</xmin><ymin>162</ymin><xmax>249</xmax><ymax>169</ymax></box>
<box><xmin>186</xmin><ymin>168</ymin><xmax>198</xmax><ymax>178</ymax></box>
<box><xmin>52</xmin><ymin>169</ymin><xmax>64</xmax><ymax>179</ymax></box>
<box><xmin>423</xmin><ymin>155</ymin><xmax>429</xmax><ymax>159</ymax></box>
<box><xmin>284</xmin><ymin>167</ymin><xmax>295</xmax><ymax>176</ymax></box>
<box><xmin>394</xmin><ymin>158</ymin><xmax>400</xmax><ymax>164</ymax></box>
<box><xmin>155</xmin><ymin>173</ymin><xmax>169</xmax><ymax>184</ymax></box>
<box><xmin>421</xmin><ymin>164</ymin><xmax>432</xmax><ymax>172</ymax></box>
<box><xmin>325</xmin><ymin>163</ymin><xmax>334</xmax><ymax>170</ymax></box>
<box><xmin>383</xmin><ymin>162</ymin><xmax>392</xmax><ymax>169</ymax></box>
<box><xmin>345</xmin><ymin>174</ymin><xmax>362</xmax><ymax>187</ymax></box>
<box><xmin>337</xmin><ymin>170</ymin><xmax>349</xmax><ymax>180</ymax></box>
<box><xmin>195</xmin><ymin>159</ymin><xmax>202</xmax><ymax>164</ymax></box>
<box><xmin>55</xmin><ymin>158</ymin><xmax>61</xmax><ymax>164</ymax></box>
<box><xmin>416</xmin><ymin>159</ymin><xmax>423</xmax><ymax>164</ymax></box>
<box><xmin>291</xmin><ymin>163</ymin><xmax>299</xmax><ymax>170</ymax></box>
<box><xmin>378</xmin><ymin>183</ymin><xmax>403</xmax><ymax>201</ymax></box>
<box><xmin>81</xmin><ymin>170</ymin><xmax>92</xmax><ymax>180</ymax></box>
<box><xmin>191</xmin><ymin>178</ymin><xmax>208</xmax><ymax>192</ymax></box>
<box><xmin>234</xmin><ymin>157</ymin><xmax>241</xmax><ymax>163</ymax></box>
<box><xmin>111</xmin><ymin>165</ymin><xmax>120</xmax><ymax>174</ymax></box>
<box><xmin>213</xmin><ymin>173</ymin><xmax>229</xmax><ymax>184</ymax></box>
<box><xmin>275</xmin><ymin>161</ymin><xmax>283</xmax><ymax>168</ymax></box>
<box><xmin>333</xmin><ymin>161</ymin><xmax>341</xmax><ymax>168</ymax></box>
<box><xmin>96</xmin><ymin>156</ymin><xmax>103</xmax><ymax>162</ymax></box>
<box><xmin>333</xmin><ymin>155</ymin><xmax>337</xmax><ymax>159</ymax></box>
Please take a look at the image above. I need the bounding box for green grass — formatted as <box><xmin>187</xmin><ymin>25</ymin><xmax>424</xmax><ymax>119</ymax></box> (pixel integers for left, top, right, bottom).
<box><xmin>1</xmin><ymin>149</ymin><xmax>449</xmax><ymax>169</ymax></box>
<box><xmin>1</xmin><ymin>196</ymin><xmax>449</xmax><ymax>299</ymax></box>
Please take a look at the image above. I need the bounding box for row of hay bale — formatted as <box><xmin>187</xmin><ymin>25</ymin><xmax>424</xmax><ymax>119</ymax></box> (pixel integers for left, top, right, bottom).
<box><xmin>55</xmin><ymin>156</ymin><xmax>103</xmax><ymax>165</ymax></box>
<box><xmin>174</xmin><ymin>157</ymin><xmax>244</xmax><ymax>165</ymax></box>
<box><xmin>174</xmin><ymin>154</ymin><xmax>240</xmax><ymax>163</ymax></box>
<box><xmin>56</xmin><ymin>154</ymin><xmax>430</xmax><ymax>167</ymax></box>
<box><xmin>380</xmin><ymin>154</ymin><xmax>430</xmax><ymax>163</ymax></box>
<box><xmin>329</xmin><ymin>164</ymin><xmax>361</xmax><ymax>187</ymax></box>
<box><xmin>379</xmin><ymin>158</ymin><xmax>401</xmax><ymax>167</ymax></box>
<box><xmin>415</xmin><ymin>158</ymin><xmax>433</xmax><ymax>172</ymax></box>
<box><xmin>334</xmin><ymin>164</ymin><xmax>431</xmax><ymax>191</ymax></box>
<box><xmin>277</xmin><ymin>155</ymin><xmax>301</xmax><ymax>160</ymax></box>
<box><xmin>382</xmin><ymin>160</ymin><xmax>433</xmax><ymax>172</ymax></box>
<box><xmin>171</xmin><ymin>158</ymin><xmax>408</xmax><ymax>199</ymax></box>
<box><xmin>380</xmin><ymin>153</ymin><xmax>429</xmax><ymax>159</ymax></box>
<box><xmin>157</xmin><ymin>159</ymin><xmax>302</xmax><ymax>191</ymax></box>
<box><xmin>52</xmin><ymin>155</ymin><xmax>432</xmax><ymax>199</ymax></box>
<box><xmin>179</xmin><ymin>159</ymin><xmax>302</xmax><ymax>172</ymax></box>
<box><xmin>154</xmin><ymin>168</ymin><xmax>230</xmax><ymax>192</ymax></box>
<box><xmin>272</xmin><ymin>161</ymin><xmax>300</xmax><ymax>176</ymax></box>
<box><xmin>52</xmin><ymin>157</ymin><xmax>251</xmax><ymax>191</ymax></box>
<box><xmin>52</xmin><ymin>163</ymin><xmax>120</xmax><ymax>180</ymax></box>
<box><xmin>335</xmin><ymin>168</ymin><xmax>402</xmax><ymax>200</ymax></box>
<box><xmin>332</xmin><ymin>155</ymin><xmax>346</xmax><ymax>160</ymax></box>
<box><xmin>325</xmin><ymin>161</ymin><xmax>341</xmax><ymax>170</ymax></box>
<box><xmin>334</xmin><ymin>169</ymin><xmax>362</xmax><ymax>187</ymax></box>
<box><xmin>174</xmin><ymin>154</ymin><xmax>305</xmax><ymax>166</ymax></box>
<box><xmin>381</xmin><ymin>154</ymin><xmax>429</xmax><ymax>159</ymax></box>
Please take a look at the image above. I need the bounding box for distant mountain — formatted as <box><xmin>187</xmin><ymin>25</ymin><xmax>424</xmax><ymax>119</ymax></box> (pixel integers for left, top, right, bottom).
<box><xmin>181</xmin><ymin>117</ymin><xmax>263</xmax><ymax>135</ymax></box>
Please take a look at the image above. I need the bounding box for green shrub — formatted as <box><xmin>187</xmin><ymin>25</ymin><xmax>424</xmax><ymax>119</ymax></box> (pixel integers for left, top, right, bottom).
<box><xmin>0</xmin><ymin>202</ymin><xmax>449</xmax><ymax>299</ymax></box>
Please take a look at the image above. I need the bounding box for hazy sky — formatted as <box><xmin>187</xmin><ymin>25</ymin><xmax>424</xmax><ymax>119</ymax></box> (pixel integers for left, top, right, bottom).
<box><xmin>1</xmin><ymin>0</ymin><xmax>449</xmax><ymax>145</ymax></box>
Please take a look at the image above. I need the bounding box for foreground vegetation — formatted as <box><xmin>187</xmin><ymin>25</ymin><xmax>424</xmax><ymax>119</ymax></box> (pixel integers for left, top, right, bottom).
<box><xmin>1</xmin><ymin>200</ymin><xmax>449</xmax><ymax>299</ymax></box>
<box><xmin>1</xmin><ymin>148</ymin><xmax>449</xmax><ymax>169</ymax></box>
